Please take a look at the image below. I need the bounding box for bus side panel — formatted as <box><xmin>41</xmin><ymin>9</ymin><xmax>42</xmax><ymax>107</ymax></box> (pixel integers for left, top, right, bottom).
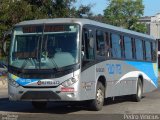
<box><xmin>80</xmin><ymin>65</ymin><xmax>96</xmax><ymax>100</ymax></box>
<box><xmin>125</xmin><ymin>61</ymin><xmax>158</xmax><ymax>93</ymax></box>
<box><xmin>104</xmin><ymin>60</ymin><xmax>137</xmax><ymax>97</ymax></box>
<box><xmin>95</xmin><ymin>61</ymin><xmax>120</xmax><ymax>97</ymax></box>
<box><xmin>143</xmin><ymin>78</ymin><xmax>158</xmax><ymax>93</ymax></box>
<box><xmin>96</xmin><ymin>60</ymin><xmax>158</xmax><ymax>98</ymax></box>
<box><xmin>79</xmin><ymin>60</ymin><xmax>158</xmax><ymax>100</ymax></box>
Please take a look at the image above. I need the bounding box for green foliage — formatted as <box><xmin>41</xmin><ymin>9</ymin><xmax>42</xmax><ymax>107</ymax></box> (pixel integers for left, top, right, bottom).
<box><xmin>89</xmin><ymin>14</ymin><xmax>105</xmax><ymax>23</ymax></box>
<box><xmin>0</xmin><ymin>0</ymin><xmax>92</xmax><ymax>58</ymax></box>
<box><xmin>103</xmin><ymin>0</ymin><xmax>146</xmax><ymax>33</ymax></box>
<box><xmin>0</xmin><ymin>0</ymin><xmax>147</xmax><ymax>59</ymax></box>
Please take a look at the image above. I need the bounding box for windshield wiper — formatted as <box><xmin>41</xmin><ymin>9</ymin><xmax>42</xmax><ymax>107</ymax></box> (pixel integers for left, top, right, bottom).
<box><xmin>21</xmin><ymin>59</ymin><xmax>28</xmax><ymax>69</ymax></box>
<box><xmin>50</xmin><ymin>58</ymin><xmax>59</xmax><ymax>71</ymax></box>
<box><xmin>21</xmin><ymin>58</ymin><xmax>35</xmax><ymax>69</ymax></box>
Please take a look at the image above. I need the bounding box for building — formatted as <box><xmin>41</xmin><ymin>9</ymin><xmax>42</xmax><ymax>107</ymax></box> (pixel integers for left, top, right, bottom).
<box><xmin>140</xmin><ymin>13</ymin><xmax>160</xmax><ymax>67</ymax></box>
<box><xmin>139</xmin><ymin>16</ymin><xmax>151</xmax><ymax>35</ymax></box>
<box><xmin>140</xmin><ymin>13</ymin><xmax>160</xmax><ymax>39</ymax></box>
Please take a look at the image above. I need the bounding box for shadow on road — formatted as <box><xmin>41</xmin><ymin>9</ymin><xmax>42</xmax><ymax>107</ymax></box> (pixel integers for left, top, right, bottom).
<box><xmin>0</xmin><ymin>95</ymin><xmax>144</xmax><ymax>114</ymax></box>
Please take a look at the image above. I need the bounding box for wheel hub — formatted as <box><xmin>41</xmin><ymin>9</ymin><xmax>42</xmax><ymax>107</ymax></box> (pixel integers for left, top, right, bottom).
<box><xmin>97</xmin><ymin>88</ymin><xmax>104</xmax><ymax>104</ymax></box>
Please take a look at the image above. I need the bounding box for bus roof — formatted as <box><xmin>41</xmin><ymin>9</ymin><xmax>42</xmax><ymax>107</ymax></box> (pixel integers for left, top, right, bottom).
<box><xmin>15</xmin><ymin>18</ymin><xmax>155</xmax><ymax>40</ymax></box>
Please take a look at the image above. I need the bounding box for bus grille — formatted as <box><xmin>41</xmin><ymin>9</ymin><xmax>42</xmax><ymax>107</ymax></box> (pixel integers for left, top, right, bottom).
<box><xmin>21</xmin><ymin>91</ymin><xmax>61</xmax><ymax>100</ymax></box>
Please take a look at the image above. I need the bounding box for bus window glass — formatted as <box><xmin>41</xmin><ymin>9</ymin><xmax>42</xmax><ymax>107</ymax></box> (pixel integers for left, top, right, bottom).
<box><xmin>84</xmin><ymin>29</ymin><xmax>95</xmax><ymax>60</ymax></box>
<box><xmin>105</xmin><ymin>32</ymin><xmax>110</xmax><ymax>58</ymax></box>
<box><xmin>145</xmin><ymin>41</ymin><xmax>151</xmax><ymax>61</ymax></box>
<box><xmin>10</xmin><ymin>24</ymin><xmax>80</xmax><ymax>69</ymax></box>
<box><xmin>111</xmin><ymin>33</ymin><xmax>121</xmax><ymax>58</ymax></box>
<box><xmin>124</xmin><ymin>36</ymin><xmax>132</xmax><ymax>59</ymax></box>
<box><xmin>152</xmin><ymin>41</ymin><xmax>157</xmax><ymax>62</ymax></box>
<box><xmin>96</xmin><ymin>30</ymin><xmax>105</xmax><ymax>57</ymax></box>
<box><xmin>135</xmin><ymin>39</ymin><xmax>143</xmax><ymax>60</ymax></box>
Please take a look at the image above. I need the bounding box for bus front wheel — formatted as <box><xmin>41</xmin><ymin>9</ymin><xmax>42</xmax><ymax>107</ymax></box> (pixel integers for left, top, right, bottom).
<box><xmin>32</xmin><ymin>101</ymin><xmax>47</xmax><ymax>109</ymax></box>
<box><xmin>90</xmin><ymin>81</ymin><xmax>105</xmax><ymax>111</ymax></box>
<box><xmin>133</xmin><ymin>79</ymin><xmax>143</xmax><ymax>102</ymax></box>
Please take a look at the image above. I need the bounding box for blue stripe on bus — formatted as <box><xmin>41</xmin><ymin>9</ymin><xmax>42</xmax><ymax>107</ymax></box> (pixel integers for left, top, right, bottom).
<box><xmin>9</xmin><ymin>74</ymin><xmax>40</xmax><ymax>86</ymax></box>
<box><xmin>126</xmin><ymin>61</ymin><xmax>158</xmax><ymax>87</ymax></box>
<box><xmin>16</xmin><ymin>78</ymin><xmax>40</xmax><ymax>86</ymax></box>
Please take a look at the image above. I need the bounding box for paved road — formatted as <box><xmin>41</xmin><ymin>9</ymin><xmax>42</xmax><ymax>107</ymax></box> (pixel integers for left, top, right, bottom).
<box><xmin>0</xmin><ymin>88</ymin><xmax>160</xmax><ymax>120</ymax></box>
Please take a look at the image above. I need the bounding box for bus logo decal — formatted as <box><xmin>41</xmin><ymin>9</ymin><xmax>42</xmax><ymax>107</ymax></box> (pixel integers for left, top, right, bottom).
<box><xmin>37</xmin><ymin>80</ymin><xmax>60</xmax><ymax>86</ymax></box>
<box><xmin>106</xmin><ymin>64</ymin><xmax>122</xmax><ymax>75</ymax></box>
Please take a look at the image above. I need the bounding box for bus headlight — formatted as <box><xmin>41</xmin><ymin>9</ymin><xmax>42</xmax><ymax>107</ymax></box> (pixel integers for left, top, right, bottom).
<box><xmin>8</xmin><ymin>78</ymin><xmax>19</xmax><ymax>87</ymax></box>
<box><xmin>61</xmin><ymin>76</ymin><xmax>78</xmax><ymax>87</ymax></box>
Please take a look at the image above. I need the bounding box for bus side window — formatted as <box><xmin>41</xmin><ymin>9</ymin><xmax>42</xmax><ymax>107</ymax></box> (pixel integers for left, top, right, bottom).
<box><xmin>96</xmin><ymin>30</ymin><xmax>105</xmax><ymax>60</ymax></box>
<box><xmin>151</xmin><ymin>41</ymin><xmax>157</xmax><ymax>62</ymax></box>
<box><xmin>124</xmin><ymin>36</ymin><xmax>133</xmax><ymax>59</ymax></box>
<box><xmin>105</xmin><ymin>32</ymin><xmax>110</xmax><ymax>58</ymax></box>
<box><xmin>110</xmin><ymin>33</ymin><xmax>122</xmax><ymax>59</ymax></box>
<box><xmin>82</xmin><ymin>28</ymin><xmax>95</xmax><ymax>60</ymax></box>
<box><xmin>131</xmin><ymin>38</ymin><xmax>136</xmax><ymax>59</ymax></box>
<box><xmin>145</xmin><ymin>41</ymin><xmax>152</xmax><ymax>61</ymax></box>
<box><xmin>135</xmin><ymin>39</ymin><xmax>143</xmax><ymax>61</ymax></box>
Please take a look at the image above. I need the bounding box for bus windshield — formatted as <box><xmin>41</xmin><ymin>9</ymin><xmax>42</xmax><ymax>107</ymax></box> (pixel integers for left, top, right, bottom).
<box><xmin>10</xmin><ymin>24</ymin><xmax>80</xmax><ymax>69</ymax></box>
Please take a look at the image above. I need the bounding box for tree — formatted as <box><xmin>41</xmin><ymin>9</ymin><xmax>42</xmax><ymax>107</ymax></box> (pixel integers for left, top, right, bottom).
<box><xmin>103</xmin><ymin>0</ymin><xmax>146</xmax><ymax>33</ymax></box>
<box><xmin>0</xmin><ymin>0</ymin><xmax>35</xmax><ymax>58</ymax></box>
<box><xmin>0</xmin><ymin>0</ymin><xmax>92</xmax><ymax>58</ymax></box>
<box><xmin>89</xmin><ymin>14</ymin><xmax>105</xmax><ymax>23</ymax></box>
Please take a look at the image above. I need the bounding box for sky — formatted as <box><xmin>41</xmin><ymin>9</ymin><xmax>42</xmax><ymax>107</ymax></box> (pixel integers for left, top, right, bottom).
<box><xmin>75</xmin><ymin>0</ymin><xmax>160</xmax><ymax>16</ymax></box>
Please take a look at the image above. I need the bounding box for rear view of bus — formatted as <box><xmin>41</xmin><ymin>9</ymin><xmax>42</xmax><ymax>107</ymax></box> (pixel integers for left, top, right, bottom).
<box><xmin>8</xmin><ymin>20</ymin><xmax>81</xmax><ymax>109</ymax></box>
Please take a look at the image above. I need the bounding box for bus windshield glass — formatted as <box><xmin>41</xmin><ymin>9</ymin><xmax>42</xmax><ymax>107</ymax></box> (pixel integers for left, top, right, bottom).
<box><xmin>10</xmin><ymin>24</ymin><xmax>80</xmax><ymax>69</ymax></box>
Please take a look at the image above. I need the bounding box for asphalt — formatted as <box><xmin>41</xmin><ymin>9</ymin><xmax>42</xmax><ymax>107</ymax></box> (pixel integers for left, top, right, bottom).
<box><xmin>0</xmin><ymin>87</ymin><xmax>160</xmax><ymax>120</ymax></box>
<box><xmin>0</xmin><ymin>79</ymin><xmax>160</xmax><ymax>120</ymax></box>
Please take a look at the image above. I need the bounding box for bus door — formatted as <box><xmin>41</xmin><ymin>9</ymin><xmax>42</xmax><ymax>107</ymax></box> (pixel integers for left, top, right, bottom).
<box><xmin>80</xmin><ymin>27</ymin><xmax>96</xmax><ymax>100</ymax></box>
<box><xmin>82</xmin><ymin>27</ymin><xmax>95</xmax><ymax>68</ymax></box>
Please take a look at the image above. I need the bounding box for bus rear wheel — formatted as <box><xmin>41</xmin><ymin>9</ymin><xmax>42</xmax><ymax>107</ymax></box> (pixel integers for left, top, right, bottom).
<box><xmin>90</xmin><ymin>81</ymin><xmax>105</xmax><ymax>111</ymax></box>
<box><xmin>133</xmin><ymin>79</ymin><xmax>143</xmax><ymax>102</ymax></box>
<box><xmin>32</xmin><ymin>101</ymin><xmax>47</xmax><ymax>109</ymax></box>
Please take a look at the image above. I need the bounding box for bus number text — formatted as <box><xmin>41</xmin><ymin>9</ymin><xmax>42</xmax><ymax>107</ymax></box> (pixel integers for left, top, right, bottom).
<box><xmin>106</xmin><ymin>64</ymin><xmax>122</xmax><ymax>75</ymax></box>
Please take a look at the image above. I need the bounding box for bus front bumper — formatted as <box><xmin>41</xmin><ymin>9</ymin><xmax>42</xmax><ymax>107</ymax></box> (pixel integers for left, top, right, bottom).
<box><xmin>8</xmin><ymin>84</ymin><xmax>80</xmax><ymax>101</ymax></box>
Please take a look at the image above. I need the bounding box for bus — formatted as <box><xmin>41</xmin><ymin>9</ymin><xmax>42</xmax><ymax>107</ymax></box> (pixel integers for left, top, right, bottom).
<box><xmin>7</xmin><ymin>18</ymin><xmax>158</xmax><ymax>111</ymax></box>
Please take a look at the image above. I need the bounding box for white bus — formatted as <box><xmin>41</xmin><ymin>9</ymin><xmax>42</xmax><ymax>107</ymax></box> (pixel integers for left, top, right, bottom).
<box><xmin>7</xmin><ymin>18</ymin><xmax>158</xmax><ymax>111</ymax></box>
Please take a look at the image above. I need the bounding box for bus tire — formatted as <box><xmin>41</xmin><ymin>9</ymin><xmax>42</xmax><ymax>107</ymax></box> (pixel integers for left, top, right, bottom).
<box><xmin>32</xmin><ymin>101</ymin><xmax>47</xmax><ymax>109</ymax></box>
<box><xmin>133</xmin><ymin>79</ymin><xmax>143</xmax><ymax>102</ymax></box>
<box><xmin>90</xmin><ymin>81</ymin><xmax>105</xmax><ymax>111</ymax></box>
